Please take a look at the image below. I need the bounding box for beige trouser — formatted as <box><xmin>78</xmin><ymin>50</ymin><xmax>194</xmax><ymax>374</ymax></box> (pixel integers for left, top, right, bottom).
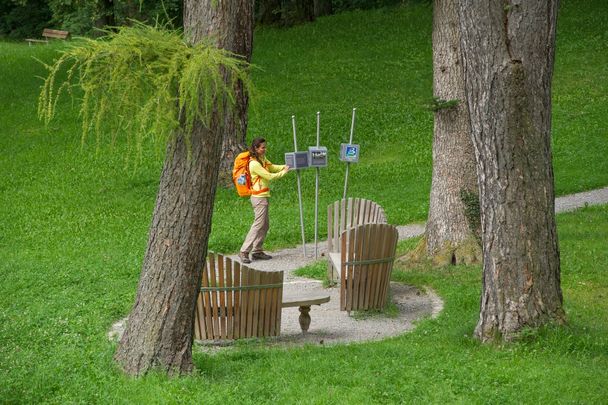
<box><xmin>240</xmin><ymin>197</ymin><xmax>269</xmax><ymax>254</ymax></box>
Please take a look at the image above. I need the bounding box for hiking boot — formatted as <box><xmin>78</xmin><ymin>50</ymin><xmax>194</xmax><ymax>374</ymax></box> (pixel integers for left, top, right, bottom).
<box><xmin>239</xmin><ymin>252</ymin><xmax>251</xmax><ymax>264</ymax></box>
<box><xmin>252</xmin><ymin>252</ymin><xmax>272</xmax><ymax>260</ymax></box>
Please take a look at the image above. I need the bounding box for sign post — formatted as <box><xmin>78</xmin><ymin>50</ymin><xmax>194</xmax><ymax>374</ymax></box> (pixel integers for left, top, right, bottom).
<box><xmin>291</xmin><ymin>115</ymin><xmax>307</xmax><ymax>257</ymax></box>
<box><xmin>314</xmin><ymin>112</ymin><xmax>321</xmax><ymax>259</ymax></box>
<box><xmin>342</xmin><ymin>108</ymin><xmax>357</xmax><ymax>200</ymax></box>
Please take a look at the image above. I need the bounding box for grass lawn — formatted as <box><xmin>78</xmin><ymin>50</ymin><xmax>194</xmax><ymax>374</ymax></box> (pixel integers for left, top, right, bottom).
<box><xmin>0</xmin><ymin>0</ymin><xmax>607</xmax><ymax>402</ymax></box>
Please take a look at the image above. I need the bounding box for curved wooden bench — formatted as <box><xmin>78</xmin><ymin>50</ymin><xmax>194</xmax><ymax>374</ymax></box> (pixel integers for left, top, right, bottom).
<box><xmin>194</xmin><ymin>254</ymin><xmax>330</xmax><ymax>340</ymax></box>
<box><xmin>327</xmin><ymin>198</ymin><xmax>387</xmax><ymax>282</ymax></box>
<box><xmin>327</xmin><ymin>223</ymin><xmax>399</xmax><ymax>314</ymax></box>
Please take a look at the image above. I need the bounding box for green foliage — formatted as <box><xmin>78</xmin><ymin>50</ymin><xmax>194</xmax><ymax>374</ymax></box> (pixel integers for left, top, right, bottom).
<box><xmin>0</xmin><ymin>0</ymin><xmax>52</xmax><ymax>39</ymax></box>
<box><xmin>0</xmin><ymin>0</ymin><xmax>183</xmax><ymax>38</ymax></box>
<box><xmin>38</xmin><ymin>22</ymin><xmax>252</xmax><ymax>161</ymax></box>
<box><xmin>1</xmin><ymin>1</ymin><xmax>608</xmax><ymax>401</ymax></box>
<box><xmin>425</xmin><ymin>96</ymin><xmax>460</xmax><ymax>112</ymax></box>
<box><xmin>460</xmin><ymin>188</ymin><xmax>481</xmax><ymax>240</ymax></box>
<box><xmin>293</xmin><ymin>259</ymin><xmax>327</xmax><ymax>280</ymax></box>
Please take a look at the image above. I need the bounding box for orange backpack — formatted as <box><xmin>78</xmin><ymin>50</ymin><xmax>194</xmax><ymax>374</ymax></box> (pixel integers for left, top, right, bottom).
<box><xmin>232</xmin><ymin>151</ymin><xmax>269</xmax><ymax>197</ymax></box>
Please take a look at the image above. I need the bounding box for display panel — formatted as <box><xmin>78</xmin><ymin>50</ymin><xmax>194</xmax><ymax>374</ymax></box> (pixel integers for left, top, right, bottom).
<box><xmin>284</xmin><ymin>151</ymin><xmax>310</xmax><ymax>169</ymax></box>
<box><xmin>340</xmin><ymin>143</ymin><xmax>360</xmax><ymax>163</ymax></box>
<box><xmin>308</xmin><ymin>146</ymin><xmax>328</xmax><ymax>168</ymax></box>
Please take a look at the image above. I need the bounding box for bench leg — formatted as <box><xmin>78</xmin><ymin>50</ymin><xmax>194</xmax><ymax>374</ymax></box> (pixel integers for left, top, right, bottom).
<box><xmin>298</xmin><ymin>305</ymin><xmax>311</xmax><ymax>333</ymax></box>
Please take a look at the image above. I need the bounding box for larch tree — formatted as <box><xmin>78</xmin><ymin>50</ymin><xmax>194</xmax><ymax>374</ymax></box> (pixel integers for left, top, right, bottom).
<box><xmin>112</xmin><ymin>0</ymin><xmax>254</xmax><ymax>375</ymax></box>
<box><xmin>406</xmin><ymin>0</ymin><xmax>481</xmax><ymax>267</ymax></box>
<box><xmin>457</xmin><ymin>0</ymin><xmax>565</xmax><ymax>341</ymax></box>
<box><xmin>39</xmin><ymin>2</ymin><xmax>253</xmax><ymax>375</ymax></box>
<box><xmin>189</xmin><ymin>0</ymin><xmax>255</xmax><ymax>186</ymax></box>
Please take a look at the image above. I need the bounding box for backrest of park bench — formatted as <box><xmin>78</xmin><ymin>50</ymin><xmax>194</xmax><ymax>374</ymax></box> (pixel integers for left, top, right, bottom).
<box><xmin>42</xmin><ymin>29</ymin><xmax>70</xmax><ymax>40</ymax></box>
<box><xmin>327</xmin><ymin>198</ymin><xmax>387</xmax><ymax>254</ymax></box>
<box><xmin>194</xmin><ymin>253</ymin><xmax>283</xmax><ymax>340</ymax></box>
<box><xmin>340</xmin><ymin>223</ymin><xmax>398</xmax><ymax>312</ymax></box>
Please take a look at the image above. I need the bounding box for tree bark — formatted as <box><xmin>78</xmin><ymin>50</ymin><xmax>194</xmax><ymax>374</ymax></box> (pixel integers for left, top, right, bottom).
<box><xmin>423</xmin><ymin>0</ymin><xmax>480</xmax><ymax>266</ymax></box>
<box><xmin>185</xmin><ymin>0</ymin><xmax>254</xmax><ymax>187</ymax></box>
<box><xmin>114</xmin><ymin>119</ymin><xmax>222</xmax><ymax>375</ymax></box>
<box><xmin>93</xmin><ymin>0</ymin><xmax>115</xmax><ymax>36</ymax></box>
<box><xmin>457</xmin><ymin>0</ymin><xmax>565</xmax><ymax>341</ymax></box>
<box><xmin>313</xmin><ymin>0</ymin><xmax>332</xmax><ymax>18</ymax></box>
<box><xmin>114</xmin><ymin>0</ymin><xmax>245</xmax><ymax>375</ymax></box>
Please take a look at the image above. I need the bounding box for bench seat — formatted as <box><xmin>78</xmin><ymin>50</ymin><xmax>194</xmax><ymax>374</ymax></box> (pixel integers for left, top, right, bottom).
<box><xmin>329</xmin><ymin>223</ymin><xmax>398</xmax><ymax>313</ymax></box>
<box><xmin>327</xmin><ymin>198</ymin><xmax>387</xmax><ymax>282</ymax></box>
<box><xmin>282</xmin><ymin>291</ymin><xmax>330</xmax><ymax>333</ymax></box>
<box><xmin>26</xmin><ymin>28</ymin><xmax>70</xmax><ymax>46</ymax></box>
<box><xmin>194</xmin><ymin>254</ymin><xmax>330</xmax><ymax>340</ymax></box>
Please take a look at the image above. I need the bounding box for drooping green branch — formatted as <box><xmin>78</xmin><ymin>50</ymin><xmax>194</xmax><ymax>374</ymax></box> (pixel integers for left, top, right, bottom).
<box><xmin>38</xmin><ymin>22</ymin><xmax>252</xmax><ymax>159</ymax></box>
<box><xmin>425</xmin><ymin>96</ymin><xmax>460</xmax><ymax>112</ymax></box>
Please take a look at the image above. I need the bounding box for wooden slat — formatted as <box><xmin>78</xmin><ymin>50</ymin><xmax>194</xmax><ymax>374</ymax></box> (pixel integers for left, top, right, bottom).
<box><xmin>360</xmin><ymin>223</ymin><xmax>375</xmax><ymax>309</ymax></box>
<box><xmin>239</xmin><ymin>266</ymin><xmax>249</xmax><ymax>338</ymax></box>
<box><xmin>339</xmin><ymin>199</ymin><xmax>346</xmax><ymax>249</ymax></box>
<box><xmin>42</xmin><ymin>29</ymin><xmax>69</xmax><ymax>39</ymax></box>
<box><xmin>340</xmin><ymin>229</ymin><xmax>348</xmax><ymax>310</ymax></box>
<box><xmin>348</xmin><ymin>225</ymin><xmax>360</xmax><ymax>312</ymax></box>
<box><xmin>245</xmin><ymin>268</ymin><xmax>255</xmax><ymax>337</ymax></box>
<box><xmin>376</xmin><ymin>225</ymin><xmax>387</xmax><ymax>307</ymax></box>
<box><xmin>359</xmin><ymin>199</ymin><xmax>367</xmax><ymax>224</ymax></box>
<box><xmin>202</xmin><ymin>261</ymin><xmax>214</xmax><ymax>339</ymax></box>
<box><xmin>234</xmin><ymin>261</ymin><xmax>242</xmax><ymax>339</ymax></box>
<box><xmin>225</xmin><ymin>258</ymin><xmax>234</xmax><ymax>339</ymax></box>
<box><xmin>208</xmin><ymin>253</ymin><xmax>220</xmax><ymax>339</ymax></box>
<box><xmin>370</xmin><ymin>224</ymin><xmax>385</xmax><ymax>308</ymax></box>
<box><xmin>383</xmin><ymin>225</ymin><xmax>396</xmax><ymax>307</ymax></box>
<box><xmin>258</xmin><ymin>270</ymin><xmax>268</xmax><ymax>336</ymax></box>
<box><xmin>351</xmin><ymin>225</ymin><xmax>360</xmax><ymax>310</ymax></box>
<box><xmin>246</xmin><ymin>266</ymin><xmax>256</xmax><ymax>338</ymax></box>
<box><xmin>195</xmin><ymin>286</ymin><xmax>205</xmax><ymax>340</ymax></box>
<box><xmin>327</xmin><ymin>203</ymin><xmax>334</xmax><ymax>252</ymax></box>
<box><xmin>333</xmin><ymin>202</ymin><xmax>340</xmax><ymax>252</ymax></box>
<box><xmin>253</xmin><ymin>269</ymin><xmax>263</xmax><ymax>336</ymax></box>
<box><xmin>217</xmin><ymin>255</ymin><xmax>227</xmax><ymax>339</ymax></box>
<box><xmin>371</xmin><ymin>205</ymin><xmax>376</xmax><ymax>222</ymax></box>
<box><xmin>346</xmin><ymin>199</ymin><xmax>354</xmax><ymax>253</ymax></box>
<box><xmin>348</xmin><ymin>198</ymin><xmax>355</xmax><ymax>231</ymax></box>
<box><xmin>351</xmin><ymin>224</ymin><xmax>366</xmax><ymax>310</ymax></box>
<box><xmin>269</xmin><ymin>271</ymin><xmax>278</xmax><ymax>335</ymax></box>
<box><xmin>274</xmin><ymin>271</ymin><xmax>285</xmax><ymax>336</ymax></box>
<box><xmin>261</xmin><ymin>271</ymin><xmax>271</xmax><ymax>336</ymax></box>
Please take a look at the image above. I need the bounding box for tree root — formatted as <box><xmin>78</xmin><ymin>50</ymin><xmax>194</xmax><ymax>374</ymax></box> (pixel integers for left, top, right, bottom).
<box><xmin>397</xmin><ymin>235</ymin><xmax>482</xmax><ymax>268</ymax></box>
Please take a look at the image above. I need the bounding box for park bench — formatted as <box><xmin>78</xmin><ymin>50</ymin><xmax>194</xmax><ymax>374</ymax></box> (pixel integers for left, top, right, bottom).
<box><xmin>25</xmin><ymin>29</ymin><xmax>70</xmax><ymax>45</ymax></box>
<box><xmin>327</xmin><ymin>223</ymin><xmax>399</xmax><ymax>314</ymax></box>
<box><xmin>327</xmin><ymin>198</ymin><xmax>387</xmax><ymax>282</ymax></box>
<box><xmin>194</xmin><ymin>253</ymin><xmax>330</xmax><ymax>340</ymax></box>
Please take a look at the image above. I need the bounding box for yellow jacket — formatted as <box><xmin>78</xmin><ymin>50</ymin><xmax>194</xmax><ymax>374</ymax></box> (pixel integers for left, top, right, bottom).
<box><xmin>249</xmin><ymin>157</ymin><xmax>287</xmax><ymax>198</ymax></box>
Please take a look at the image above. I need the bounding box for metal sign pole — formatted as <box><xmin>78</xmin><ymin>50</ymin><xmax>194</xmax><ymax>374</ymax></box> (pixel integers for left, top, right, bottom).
<box><xmin>314</xmin><ymin>111</ymin><xmax>320</xmax><ymax>259</ymax></box>
<box><xmin>343</xmin><ymin>108</ymin><xmax>356</xmax><ymax>200</ymax></box>
<box><xmin>292</xmin><ymin>115</ymin><xmax>307</xmax><ymax>257</ymax></box>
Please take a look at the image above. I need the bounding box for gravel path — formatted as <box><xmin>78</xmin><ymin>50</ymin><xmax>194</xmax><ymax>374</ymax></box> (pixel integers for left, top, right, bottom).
<box><xmin>218</xmin><ymin>187</ymin><xmax>608</xmax><ymax>346</ymax></box>
<box><xmin>110</xmin><ymin>187</ymin><xmax>608</xmax><ymax>347</ymax></box>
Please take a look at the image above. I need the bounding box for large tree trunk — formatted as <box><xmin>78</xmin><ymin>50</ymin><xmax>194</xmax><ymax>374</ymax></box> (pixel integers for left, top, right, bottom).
<box><xmin>114</xmin><ymin>0</ymin><xmax>246</xmax><ymax>375</ymax></box>
<box><xmin>114</xmin><ymin>118</ymin><xmax>222</xmax><ymax>375</ymax></box>
<box><xmin>458</xmin><ymin>0</ymin><xmax>565</xmax><ymax>342</ymax></box>
<box><xmin>186</xmin><ymin>0</ymin><xmax>254</xmax><ymax>187</ymax></box>
<box><xmin>421</xmin><ymin>0</ymin><xmax>480</xmax><ymax>267</ymax></box>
